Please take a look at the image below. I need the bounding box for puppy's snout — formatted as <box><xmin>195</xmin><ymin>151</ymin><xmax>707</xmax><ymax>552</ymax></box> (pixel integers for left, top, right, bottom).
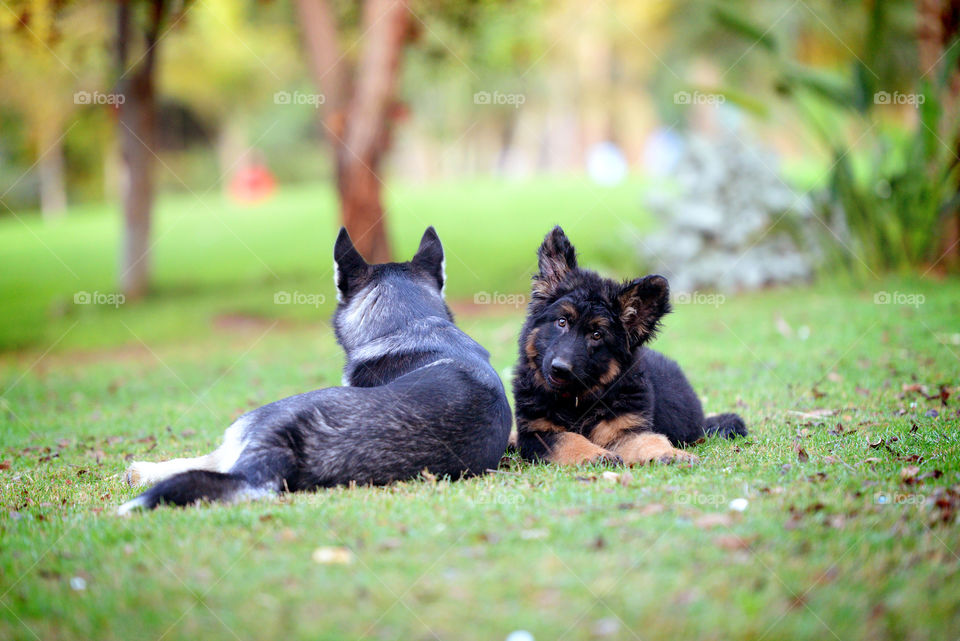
<box><xmin>550</xmin><ymin>358</ymin><xmax>573</xmax><ymax>379</ymax></box>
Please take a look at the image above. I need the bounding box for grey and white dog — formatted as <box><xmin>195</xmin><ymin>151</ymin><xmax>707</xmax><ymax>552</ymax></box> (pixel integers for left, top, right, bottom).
<box><xmin>119</xmin><ymin>227</ymin><xmax>512</xmax><ymax>513</ymax></box>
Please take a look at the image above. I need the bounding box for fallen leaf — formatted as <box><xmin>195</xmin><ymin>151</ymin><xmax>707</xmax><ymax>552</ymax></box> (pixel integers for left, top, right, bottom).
<box><xmin>794</xmin><ymin>442</ymin><xmax>809</xmax><ymax>463</ymax></box>
<box><xmin>900</xmin><ymin>466</ymin><xmax>920</xmax><ymax>485</ymax></box>
<box><xmin>638</xmin><ymin>503</ymin><xmax>665</xmax><ymax>516</ymax></box>
<box><xmin>312</xmin><ymin>547</ymin><xmax>353</xmax><ymax>565</ymax></box>
<box><xmin>715</xmin><ymin>534</ymin><xmax>751</xmax><ymax>550</ymax></box>
<box><xmin>694</xmin><ymin>513</ymin><xmax>733</xmax><ymax>529</ymax></box>
<box><xmin>0</xmin><ymin>461</ymin><xmax>10</xmax><ymax>470</ymax></box>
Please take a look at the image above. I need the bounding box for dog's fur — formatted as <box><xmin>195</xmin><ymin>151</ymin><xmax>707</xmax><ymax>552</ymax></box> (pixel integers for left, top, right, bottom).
<box><xmin>119</xmin><ymin>227</ymin><xmax>512</xmax><ymax>513</ymax></box>
<box><xmin>512</xmin><ymin>226</ymin><xmax>746</xmax><ymax>466</ymax></box>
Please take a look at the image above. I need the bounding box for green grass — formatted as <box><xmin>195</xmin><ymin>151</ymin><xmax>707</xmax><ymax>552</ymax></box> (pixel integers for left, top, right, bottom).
<box><xmin>1</xmin><ymin>179</ymin><xmax>959</xmax><ymax>640</ymax></box>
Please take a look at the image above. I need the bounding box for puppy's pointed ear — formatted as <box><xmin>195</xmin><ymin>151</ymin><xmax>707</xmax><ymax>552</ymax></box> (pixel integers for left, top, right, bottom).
<box><xmin>333</xmin><ymin>227</ymin><xmax>370</xmax><ymax>301</ymax></box>
<box><xmin>533</xmin><ymin>226</ymin><xmax>577</xmax><ymax>298</ymax></box>
<box><xmin>411</xmin><ymin>226</ymin><xmax>445</xmax><ymax>291</ymax></box>
<box><xmin>618</xmin><ymin>274</ymin><xmax>671</xmax><ymax>347</ymax></box>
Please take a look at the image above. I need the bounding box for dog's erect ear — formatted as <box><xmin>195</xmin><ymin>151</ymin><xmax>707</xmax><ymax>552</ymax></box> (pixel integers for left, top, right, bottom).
<box><xmin>411</xmin><ymin>226</ymin><xmax>445</xmax><ymax>292</ymax></box>
<box><xmin>533</xmin><ymin>226</ymin><xmax>577</xmax><ymax>298</ymax></box>
<box><xmin>333</xmin><ymin>227</ymin><xmax>370</xmax><ymax>301</ymax></box>
<box><xmin>618</xmin><ymin>274</ymin><xmax>671</xmax><ymax>347</ymax></box>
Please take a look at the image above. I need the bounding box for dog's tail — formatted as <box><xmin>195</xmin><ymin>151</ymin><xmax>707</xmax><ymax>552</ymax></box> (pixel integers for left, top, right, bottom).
<box><xmin>117</xmin><ymin>471</ymin><xmax>272</xmax><ymax>515</ymax></box>
<box><xmin>703</xmin><ymin>413</ymin><xmax>747</xmax><ymax>439</ymax></box>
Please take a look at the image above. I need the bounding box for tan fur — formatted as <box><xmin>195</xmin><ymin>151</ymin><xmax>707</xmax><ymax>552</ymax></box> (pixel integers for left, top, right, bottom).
<box><xmin>545</xmin><ymin>432</ymin><xmax>619</xmax><ymax>465</ymax></box>
<box><xmin>525</xmin><ymin>418</ymin><xmax>565</xmax><ymax>434</ymax></box>
<box><xmin>557</xmin><ymin>302</ymin><xmax>579</xmax><ymax>320</ymax></box>
<box><xmin>524</xmin><ymin>327</ymin><xmax>548</xmax><ymax>388</ymax></box>
<box><xmin>597</xmin><ymin>359</ymin><xmax>621</xmax><ymax>386</ymax></box>
<box><xmin>588</xmin><ymin>412</ymin><xmax>649</xmax><ymax>448</ymax></box>
<box><xmin>611</xmin><ymin>432</ymin><xmax>699</xmax><ymax>466</ymax></box>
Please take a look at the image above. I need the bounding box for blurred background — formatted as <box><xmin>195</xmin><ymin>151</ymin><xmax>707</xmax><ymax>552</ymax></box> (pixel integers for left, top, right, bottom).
<box><xmin>0</xmin><ymin>0</ymin><xmax>957</xmax><ymax>352</ymax></box>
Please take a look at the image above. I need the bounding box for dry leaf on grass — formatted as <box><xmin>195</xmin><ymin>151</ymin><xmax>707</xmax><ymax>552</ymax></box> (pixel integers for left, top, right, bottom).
<box><xmin>312</xmin><ymin>547</ymin><xmax>354</xmax><ymax>565</ymax></box>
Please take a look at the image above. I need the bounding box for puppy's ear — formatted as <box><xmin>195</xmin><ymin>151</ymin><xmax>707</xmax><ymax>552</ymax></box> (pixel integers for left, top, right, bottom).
<box><xmin>411</xmin><ymin>226</ymin><xmax>445</xmax><ymax>292</ymax></box>
<box><xmin>618</xmin><ymin>274</ymin><xmax>671</xmax><ymax>347</ymax></box>
<box><xmin>533</xmin><ymin>226</ymin><xmax>577</xmax><ymax>298</ymax></box>
<box><xmin>333</xmin><ymin>227</ymin><xmax>370</xmax><ymax>302</ymax></box>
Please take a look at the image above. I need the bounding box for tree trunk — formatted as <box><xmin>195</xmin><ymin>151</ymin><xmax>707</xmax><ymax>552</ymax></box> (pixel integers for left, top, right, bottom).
<box><xmin>297</xmin><ymin>0</ymin><xmax>410</xmax><ymax>263</ymax></box>
<box><xmin>116</xmin><ymin>0</ymin><xmax>163</xmax><ymax>299</ymax></box>
<box><xmin>38</xmin><ymin>132</ymin><xmax>67</xmax><ymax>221</ymax></box>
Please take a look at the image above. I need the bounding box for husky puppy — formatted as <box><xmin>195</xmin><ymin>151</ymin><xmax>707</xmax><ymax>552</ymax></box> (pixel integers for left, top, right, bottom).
<box><xmin>512</xmin><ymin>226</ymin><xmax>746</xmax><ymax>466</ymax></box>
<box><xmin>120</xmin><ymin>227</ymin><xmax>511</xmax><ymax>513</ymax></box>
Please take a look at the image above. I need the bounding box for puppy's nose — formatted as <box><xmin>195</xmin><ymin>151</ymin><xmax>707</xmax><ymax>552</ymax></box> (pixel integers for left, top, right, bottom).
<box><xmin>550</xmin><ymin>358</ymin><xmax>573</xmax><ymax>379</ymax></box>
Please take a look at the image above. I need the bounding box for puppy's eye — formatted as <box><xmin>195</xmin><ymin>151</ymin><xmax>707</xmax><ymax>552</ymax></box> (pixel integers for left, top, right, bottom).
<box><xmin>556</xmin><ymin>318</ymin><xmax>567</xmax><ymax>328</ymax></box>
<box><xmin>591</xmin><ymin>330</ymin><xmax>603</xmax><ymax>341</ymax></box>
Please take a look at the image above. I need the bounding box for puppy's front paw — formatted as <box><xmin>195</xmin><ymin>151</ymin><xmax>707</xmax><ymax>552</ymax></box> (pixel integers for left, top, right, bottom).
<box><xmin>591</xmin><ymin>450</ymin><xmax>624</xmax><ymax>466</ymax></box>
<box><xmin>655</xmin><ymin>450</ymin><xmax>700</xmax><ymax>465</ymax></box>
<box><xmin>615</xmin><ymin>432</ymin><xmax>701</xmax><ymax>466</ymax></box>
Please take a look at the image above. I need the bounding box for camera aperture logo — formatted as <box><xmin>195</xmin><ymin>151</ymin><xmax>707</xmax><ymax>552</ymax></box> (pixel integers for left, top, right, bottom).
<box><xmin>473</xmin><ymin>90</ymin><xmax>525</xmax><ymax>108</ymax></box>
<box><xmin>74</xmin><ymin>291</ymin><xmax>125</xmax><ymax>308</ymax></box>
<box><xmin>474</xmin><ymin>291</ymin><xmax>526</xmax><ymax>308</ymax></box>
<box><xmin>274</xmin><ymin>91</ymin><xmax>325</xmax><ymax>108</ymax></box>
<box><xmin>874</xmin><ymin>291</ymin><xmax>924</xmax><ymax>308</ymax></box>
<box><xmin>274</xmin><ymin>290</ymin><xmax>326</xmax><ymax>308</ymax></box>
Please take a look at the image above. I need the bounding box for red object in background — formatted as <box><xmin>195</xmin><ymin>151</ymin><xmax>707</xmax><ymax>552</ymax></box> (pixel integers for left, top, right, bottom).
<box><xmin>229</xmin><ymin>163</ymin><xmax>277</xmax><ymax>204</ymax></box>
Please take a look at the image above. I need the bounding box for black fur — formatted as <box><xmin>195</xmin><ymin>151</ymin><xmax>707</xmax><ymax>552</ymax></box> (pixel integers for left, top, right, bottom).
<box><xmin>513</xmin><ymin>226</ymin><xmax>746</xmax><ymax>463</ymax></box>
<box><xmin>123</xmin><ymin>227</ymin><xmax>511</xmax><ymax>511</ymax></box>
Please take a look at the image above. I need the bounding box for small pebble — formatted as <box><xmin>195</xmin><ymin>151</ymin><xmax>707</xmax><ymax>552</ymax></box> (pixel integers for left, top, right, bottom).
<box><xmin>925</xmin><ymin>409</ymin><xmax>938</xmax><ymax>418</ymax></box>
<box><xmin>506</xmin><ymin>631</ymin><xmax>535</xmax><ymax>641</ymax></box>
<box><xmin>729</xmin><ymin>498</ymin><xmax>749</xmax><ymax>512</ymax></box>
<box><xmin>69</xmin><ymin>577</ymin><xmax>87</xmax><ymax>591</ymax></box>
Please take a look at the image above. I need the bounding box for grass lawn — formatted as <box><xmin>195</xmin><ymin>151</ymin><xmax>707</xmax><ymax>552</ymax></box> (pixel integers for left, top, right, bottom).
<box><xmin>1</xmin><ymin>180</ymin><xmax>959</xmax><ymax>640</ymax></box>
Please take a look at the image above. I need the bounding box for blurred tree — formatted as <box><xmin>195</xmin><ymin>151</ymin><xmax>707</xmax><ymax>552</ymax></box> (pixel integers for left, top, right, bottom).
<box><xmin>115</xmin><ymin>0</ymin><xmax>190</xmax><ymax>299</ymax></box>
<box><xmin>160</xmin><ymin>0</ymin><xmax>301</xmax><ymax>186</ymax></box>
<box><xmin>296</xmin><ymin>0</ymin><xmax>415</xmax><ymax>262</ymax></box>
<box><xmin>0</xmin><ymin>2</ymin><xmax>105</xmax><ymax>219</ymax></box>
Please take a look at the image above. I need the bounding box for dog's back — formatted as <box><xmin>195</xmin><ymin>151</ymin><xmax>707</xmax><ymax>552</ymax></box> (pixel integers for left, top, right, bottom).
<box><xmin>120</xmin><ymin>227</ymin><xmax>511</xmax><ymax>512</ymax></box>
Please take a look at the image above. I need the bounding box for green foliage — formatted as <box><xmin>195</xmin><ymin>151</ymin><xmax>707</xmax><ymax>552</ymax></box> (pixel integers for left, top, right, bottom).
<box><xmin>714</xmin><ymin>3</ymin><xmax>960</xmax><ymax>276</ymax></box>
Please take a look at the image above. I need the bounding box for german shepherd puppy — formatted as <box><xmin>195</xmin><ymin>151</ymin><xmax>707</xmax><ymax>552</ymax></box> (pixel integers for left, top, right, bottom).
<box><xmin>512</xmin><ymin>226</ymin><xmax>746</xmax><ymax>466</ymax></box>
<box><xmin>119</xmin><ymin>227</ymin><xmax>511</xmax><ymax>513</ymax></box>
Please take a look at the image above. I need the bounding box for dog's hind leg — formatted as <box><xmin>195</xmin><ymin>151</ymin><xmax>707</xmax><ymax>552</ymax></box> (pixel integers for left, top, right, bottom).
<box><xmin>124</xmin><ymin>417</ymin><xmax>250</xmax><ymax>487</ymax></box>
<box><xmin>703</xmin><ymin>413</ymin><xmax>747</xmax><ymax>439</ymax></box>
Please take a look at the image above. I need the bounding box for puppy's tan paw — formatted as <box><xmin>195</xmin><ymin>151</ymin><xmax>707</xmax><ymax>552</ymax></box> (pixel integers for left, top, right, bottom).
<box><xmin>614</xmin><ymin>432</ymin><xmax>700</xmax><ymax>466</ymax></box>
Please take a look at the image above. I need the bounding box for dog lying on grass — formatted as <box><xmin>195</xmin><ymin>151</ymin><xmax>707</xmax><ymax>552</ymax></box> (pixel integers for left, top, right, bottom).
<box><xmin>512</xmin><ymin>226</ymin><xmax>746</xmax><ymax>465</ymax></box>
<box><xmin>119</xmin><ymin>227</ymin><xmax>511</xmax><ymax>513</ymax></box>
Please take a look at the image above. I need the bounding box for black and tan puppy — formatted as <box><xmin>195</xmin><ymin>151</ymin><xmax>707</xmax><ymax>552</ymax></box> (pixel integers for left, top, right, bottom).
<box><xmin>512</xmin><ymin>226</ymin><xmax>746</xmax><ymax>466</ymax></box>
